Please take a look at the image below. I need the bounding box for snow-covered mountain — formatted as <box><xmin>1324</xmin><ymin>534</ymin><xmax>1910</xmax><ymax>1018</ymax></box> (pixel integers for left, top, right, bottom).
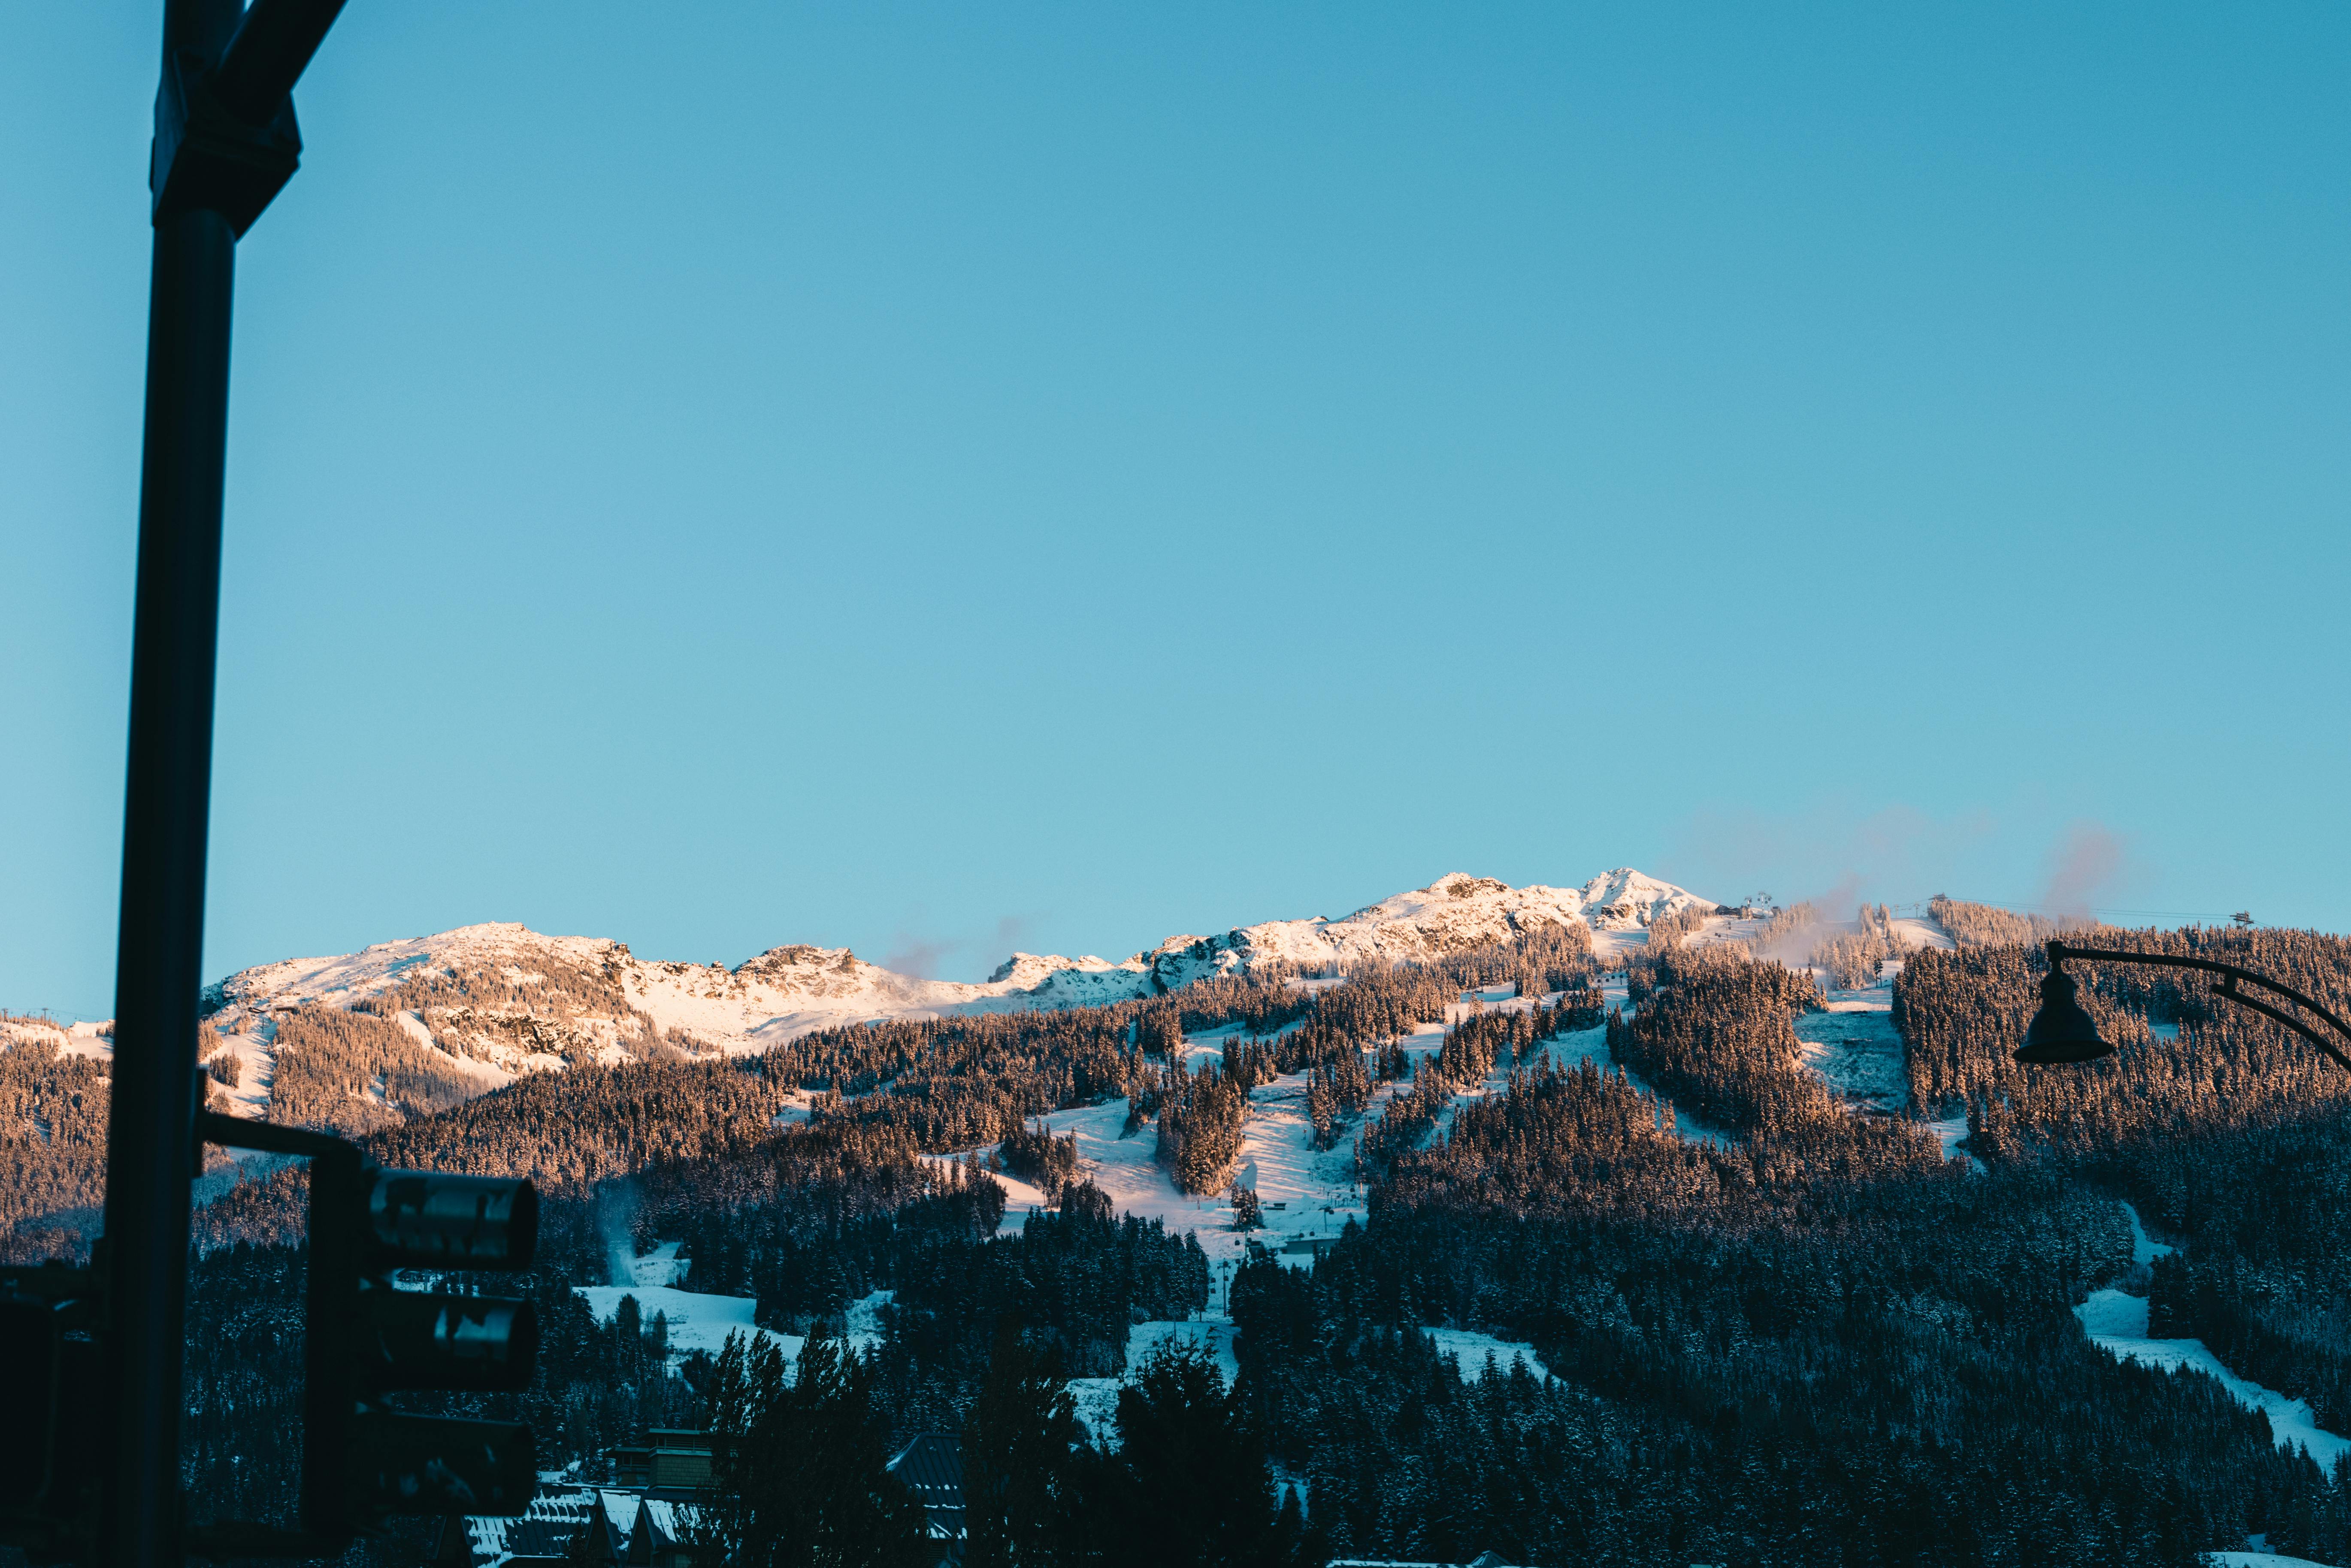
<box><xmin>186</xmin><ymin>869</ymin><xmax>1718</xmax><ymax>1090</ymax></box>
<box><xmin>1145</xmin><ymin>868</ymin><xmax>1716</xmax><ymax>987</ymax></box>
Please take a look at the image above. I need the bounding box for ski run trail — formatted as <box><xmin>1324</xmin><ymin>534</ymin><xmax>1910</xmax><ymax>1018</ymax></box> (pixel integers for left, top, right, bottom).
<box><xmin>205</xmin><ymin>883</ymin><xmax>2336</xmax><ymax>1538</ymax></box>
<box><xmin>2075</xmin><ymin>1203</ymin><xmax>2351</xmax><ymax>1474</ymax></box>
<box><xmin>581</xmin><ymin>930</ymin><xmax>2351</xmax><ymax>1526</ymax></box>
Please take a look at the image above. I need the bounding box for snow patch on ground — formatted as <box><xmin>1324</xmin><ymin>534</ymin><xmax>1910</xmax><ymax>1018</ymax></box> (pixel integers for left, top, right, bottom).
<box><xmin>574</xmin><ymin>1282</ymin><xmax>890</xmax><ymax>1376</ymax></box>
<box><xmin>1565</xmin><ymin>988</ymin><xmax>1726</xmax><ymax>1149</ymax></box>
<box><xmin>1891</xmin><ymin>914</ymin><xmax>1957</xmax><ymax>953</ymax></box>
<box><xmin>0</xmin><ymin>1018</ymin><xmax>124</xmax><ymax>1064</ymax></box>
<box><xmin>627</xmin><ymin>1241</ymin><xmax>690</xmax><ymax>1288</ymax></box>
<box><xmin>2076</xmin><ymin>1290</ymin><xmax>2351</xmax><ymax>1470</ymax></box>
<box><xmin>970</xmin><ymin>1070</ymin><xmax>1365</xmax><ymax>1277</ymax></box>
<box><xmin>1422</xmin><ymin>1327</ymin><xmax>1549</xmax><ymax>1383</ymax></box>
<box><xmin>1923</xmin><ymin>1114</ymin><xmax>1986</xmax><ymax>1173</ymax></box>
<box><xmin>1065</xmin><ymin>1317</ymin><xmax>1242</xmax><ymax>1441</ymax></box>
<box><xmin>1128</xmin><ymin>1317</ymin><xmax>1242</xmax><ymax>1387</ymax></box>
<box><xmin>2122</xmin><ymin>1202</ymin><xmax>2175</xmax><ymax>1265</ymax></box>
<box><xmin>1065</xmin><ymin>1377</ymin><xmax>1122</xmax><ymax>1440</ymax></box>
<box><xmin>1504</xmin><ymin>981</ymin><xmax>1725</xmax><ymax>1148</ymax></box>
<box><xmin>845</xmin><ymin>1289</ymin><xmax>894</xmax><ymax>1345</ymax></box>
<box><xmin>917</xmin><ymin>1147</ymin><xmax>1055</xmax><ymax>1231</ymax></box>
<box><xmin>576</xmin><ymin>1286</ymin><xmax>797</xmax><ymax>1360</ymax></box>
<box><xmin>1794</xmin><ymin>1003</ymin><xmax>1908</xmax><ymax>1114</ymax></box>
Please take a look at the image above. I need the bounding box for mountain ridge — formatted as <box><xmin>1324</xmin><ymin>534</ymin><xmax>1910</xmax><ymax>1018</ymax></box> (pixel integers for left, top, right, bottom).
<box><xmin>179</xmin><ymin>869</ymin><xmax>1717</xmax><ymax>1097</ymax></box>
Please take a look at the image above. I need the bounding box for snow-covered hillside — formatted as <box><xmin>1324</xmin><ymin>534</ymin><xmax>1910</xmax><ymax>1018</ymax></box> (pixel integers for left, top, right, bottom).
<box><xmin>159</xmin><ymin>869</ymin><xmax>1719</xmax><ymax>1107</ymax></box>
<box><xmin>1145</xmin><ymin>869</ymin><xmax>1720</xmax><ymax>986</ymax></box>
<box><xmin>0</xmin><ymin>1014</ymin><xmax>112</xmax><ymax>1062</ymax></box>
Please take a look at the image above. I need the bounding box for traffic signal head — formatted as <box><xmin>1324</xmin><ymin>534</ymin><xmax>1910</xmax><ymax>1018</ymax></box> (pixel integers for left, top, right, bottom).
<box><xmin>303</xmin><ymin>1150</ymin><xmax>542</xmax><ymax>1541</ymax></box>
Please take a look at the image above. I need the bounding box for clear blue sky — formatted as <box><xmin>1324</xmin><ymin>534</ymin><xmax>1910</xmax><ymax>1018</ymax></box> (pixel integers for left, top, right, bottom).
<box><xmin>6</xmin><ymin>3</ymin><xmax>2347</xmax><ymax>1016</ymax></box>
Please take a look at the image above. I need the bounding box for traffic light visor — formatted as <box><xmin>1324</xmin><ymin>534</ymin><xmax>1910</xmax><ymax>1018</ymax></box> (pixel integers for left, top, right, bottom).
<box><xmin>365</xmin><ymin>1169</ymin><xmax>537</xmax><ymax>1269</ymax></box>
<box><xmin>362</xmin><ymin>1290</ymin><xmax>538</xmax><ymax>1391</ymax></box>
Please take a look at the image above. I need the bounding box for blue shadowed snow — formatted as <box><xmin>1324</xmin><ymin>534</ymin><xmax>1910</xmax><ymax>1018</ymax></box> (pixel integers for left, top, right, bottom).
<box><xmin>1422</xmin><ymin>1327</ymin><xmax>1549</xmax><ymax>1383</ymax></box>
<box><xmin>2077</xmin><ymin>1289</ymin><xmax>2349</xmax><ymax>1471</ymax></box>
<box><xmin>1793</xmin><ymin>1005</ymin><xmax>1908</xmax><ymax>1114</ymax></box>
<box><xmin>577</xmin><ymin>1285</ymin><xmax>798</xmax><ymax>1359</ymax></box>
<box><xmin>2121</xmin><ymin>1201</ymin><xmax>2174</xmax><ymax>1265</ymax></box>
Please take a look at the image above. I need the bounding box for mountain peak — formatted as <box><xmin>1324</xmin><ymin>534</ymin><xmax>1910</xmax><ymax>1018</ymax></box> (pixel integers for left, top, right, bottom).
<box><xmin>184</xmin><ymin>868</ymin><xmax>1716</xmax><ymax>1092</ymax></box>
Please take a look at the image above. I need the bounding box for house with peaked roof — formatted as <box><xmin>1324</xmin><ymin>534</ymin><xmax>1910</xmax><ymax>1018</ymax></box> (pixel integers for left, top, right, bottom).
<box><xmin>432</xmin><ymin>1432</ymin><xmax>964</xmax><ymax>1568</ymax></box>
<box><xmin>887</xmin><ymin>1433</ymin><xmax>965</xmax><ymax>1567</ymax></box>
<box><xmin>435</xmin><ymin>1486</ymin><xmax>710</xmax><ymax>1568</ymax></box>
<box><xmin>432</xmin><ymin>1489</ymin><xmax>602</xmax><ymax>1568</ymax></box>
<box><xmin>608</xmin><ymin>1430</ymin><xmax>715</xmax><ymax>1490</ymax></box>
<box><xmin>622</xmin><ymin>1494</ymin><xmax>700</xmax><ymax>1568</ymax></box>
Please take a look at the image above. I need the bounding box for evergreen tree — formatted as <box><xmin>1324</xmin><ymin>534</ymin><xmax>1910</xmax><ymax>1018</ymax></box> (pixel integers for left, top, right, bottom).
<box><xmin>1230</xmin><ymin>1181</ymin><xmax>1262</xmax><ymax>1231</ymax></box>
<box><xmin>962</xmin><ymin>1317</ymin><xmax>1085</xmax><ymax>1568</ymax></box>
<box><xmin>689</xmin><ymin>1327</ymin><xmax>932</xmax><ymax>1568</ymax></box>
<box><xmin>1112</xmin><ymin>1339</ymin><xmax>1283</xmax><ymax>1568</ymax></box>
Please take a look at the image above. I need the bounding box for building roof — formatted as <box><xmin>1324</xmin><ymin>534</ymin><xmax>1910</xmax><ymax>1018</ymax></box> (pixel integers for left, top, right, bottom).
<box><xmin>454</xmin><ymin>1485</ymin><xmax>726</xmax><ymax>1568</ymax></box>
<box><xmin>887</xmin><ymin>1434</ymin><xmax>963</xmax><ymax>1496</ymax></box>
<box><xmin>635</xmin><ymin>1497</ymin><xmax>700</xmax><ymax>1550</ymax></box>
<box><xmin>463</xmin><ymin>1492</ymin><xmax>602</xmax><ymax>1567</ymax></box>
<box><xmin>886</xmin><ymin>1434</ymin><xmax>966</xmax><ymax>1542</ymax></box>
<box><xmin>498</xmin><ymin>1519</ymin><xmax>584</xmax><ymax>1562</ymax></box>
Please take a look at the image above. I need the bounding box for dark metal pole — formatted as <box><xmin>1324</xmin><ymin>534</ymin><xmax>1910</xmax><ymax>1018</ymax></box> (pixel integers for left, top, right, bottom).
<box><xmin>99</xmin><ymin>4</ymin><xmax>246</xmax><ymax>1564</ymax></box>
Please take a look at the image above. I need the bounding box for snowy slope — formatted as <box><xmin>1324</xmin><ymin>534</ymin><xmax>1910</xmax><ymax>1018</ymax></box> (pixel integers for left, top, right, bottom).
<box><xmin>939</xmin><ymin>972</ymin><xmax>1733</xmax><ymax>1289</ymax></box>
<box><xmin>2078</xmin><ymin>1289</ymin><xmax>2351</xmax><ymax>1470</ymax></box>
<box><xmin>1795</xmin><ymin>1005</ymin><xmax>1907</xmax><ymax>1114</ymax></box>
<box><xmin>0</xmin><ymin>1014</ymin><xmax>111</xmax><ymax>1063</ymax></box>
<box><xmin>571</xmin><ymin>1280</ymin><xmax>892</xmax><ymax>1373</ymax></box>
<box><xmin>119</xmin><ymin>869</ymin><xmax>1720</xmax><ymax>1119</ymax></box>
<box><xmin>175</xmin><ymin>923</ymin><xmax>1169</xmax><ymax>1102</ymax></box>
<box><xmin>1148</xmin><ymin>869</ymin><xmax>1722</xmax><ymax>985</ymax></box>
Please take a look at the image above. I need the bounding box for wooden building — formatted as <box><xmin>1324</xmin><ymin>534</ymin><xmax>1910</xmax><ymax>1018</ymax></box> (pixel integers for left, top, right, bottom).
<box><xmin>607</xmin><ymin>1430</ymin><xmax>715</xmax><ymax>1490</ymax></box>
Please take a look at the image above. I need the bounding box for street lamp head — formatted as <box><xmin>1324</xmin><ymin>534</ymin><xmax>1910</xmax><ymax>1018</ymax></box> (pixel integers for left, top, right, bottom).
<box><xmin>2015</xmin><ymin>963</ymin><xmax>2112</xmax><ymax>1064</ymax></box>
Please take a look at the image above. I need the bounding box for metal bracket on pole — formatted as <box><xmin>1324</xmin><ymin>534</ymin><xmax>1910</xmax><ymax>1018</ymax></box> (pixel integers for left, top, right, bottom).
<box><xmin>150</xmin><ymin>48</ymin><xmax>303</xmax><ymax>237</ymax></box>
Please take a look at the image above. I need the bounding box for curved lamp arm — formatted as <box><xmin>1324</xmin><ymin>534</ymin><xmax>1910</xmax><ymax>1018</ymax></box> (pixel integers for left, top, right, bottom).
<box><xmin>2047</xmin><ymin>938</ymin><xmax>2351</xmax><ymax>1075</ymax></box>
